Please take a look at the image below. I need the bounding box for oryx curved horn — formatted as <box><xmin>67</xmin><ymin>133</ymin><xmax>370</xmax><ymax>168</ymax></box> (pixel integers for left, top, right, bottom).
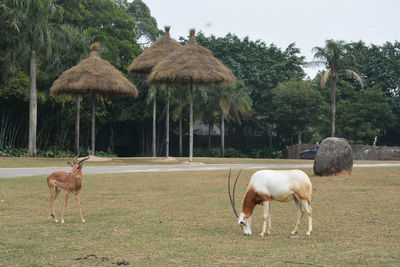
<box><xmin>228</xmin><ymin>169</ymin><xmax>242</xmax><ymax>218</ymax></box>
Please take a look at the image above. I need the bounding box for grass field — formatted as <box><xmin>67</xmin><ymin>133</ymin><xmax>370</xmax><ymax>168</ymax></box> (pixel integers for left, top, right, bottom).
<box><xmin>0</xmin><ymin>156</ymin><xmax>397</xmax><ymax>168</ymax></box>
<box><xmin>0</xmin><ymin>156</ymin><xmax>314</xmax><ymax>168</ymax></box>
<box><xmin>1</xmin><ymin>164</ymin><xmax>400</xmax><ymax>266</ymax></box>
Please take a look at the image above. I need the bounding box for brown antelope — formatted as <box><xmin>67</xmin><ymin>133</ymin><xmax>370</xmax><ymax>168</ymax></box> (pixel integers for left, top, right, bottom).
<box><xmin>47</xmin><ymin>156</ymin><xmax>89</xmax><ymax>223</ymax></box>
<box><xmin>228</xmin><ymin>169</ymin><xmax>312</xmax><ymax>236</ymax></box>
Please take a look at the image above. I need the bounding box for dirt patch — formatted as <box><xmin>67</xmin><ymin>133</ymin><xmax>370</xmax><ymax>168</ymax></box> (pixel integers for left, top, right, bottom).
<box><xmin>182</xmin><ymin>161</ymin><xmax>204</xmax><ymax>165</ymax></box>
<box><xmin>151</xmin><ymin>157</ymin><xmax>178</xmax><ymax>163</ymax></box>
<box><xmin>336</xmin><ymin>170</ymin><xmax>352</xmax><ymax>176</ymax></box>
<box><xmin>79</xmin><ymin>155</ymin><xmax>112</xmax><ymax>162</ymax></box>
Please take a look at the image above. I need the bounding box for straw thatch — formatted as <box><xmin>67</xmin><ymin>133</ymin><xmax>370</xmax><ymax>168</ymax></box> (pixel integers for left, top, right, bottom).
<box><xmin>50</xmin><ymin>43</ymin><xmax>138</xmax><ymax>98</ymax></box>
<box><xmin>128</xmin><ymin>26</ymin><xmax>182</xmax><ymax>75</ymax></box>
<box><xmin>148</xmin><ymin>29</ymin><xmax>236</xmax><ymax>86</ymax></box>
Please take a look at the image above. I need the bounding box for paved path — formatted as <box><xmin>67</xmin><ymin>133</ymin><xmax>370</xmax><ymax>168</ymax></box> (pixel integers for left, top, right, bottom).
<box><xmin>1</xmin><ymin>162</ymin><xmax>400</xmax><ymax>178</ymax></box>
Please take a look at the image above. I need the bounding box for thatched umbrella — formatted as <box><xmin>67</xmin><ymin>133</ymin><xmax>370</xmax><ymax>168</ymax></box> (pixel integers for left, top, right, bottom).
<box><xmin>50</xmin><ymin>43</ymin><xmax>138</xmax><ymax>155</ymax></box>
<box><xmin>149</xmin><ymin>29</ymin><xmax>236</xmax><ymax>161</ymax></box>
<box><xmin>128</xmin><ymin>26</ymin><xmax>181</xmax><ymax>158</ymax></box>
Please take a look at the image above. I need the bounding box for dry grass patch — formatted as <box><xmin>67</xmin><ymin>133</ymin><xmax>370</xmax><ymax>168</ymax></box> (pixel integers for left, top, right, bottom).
<box><xmin>0</xmin><ymin>167</ymin><xmax>399</xmax><ymax>266</ymax></box>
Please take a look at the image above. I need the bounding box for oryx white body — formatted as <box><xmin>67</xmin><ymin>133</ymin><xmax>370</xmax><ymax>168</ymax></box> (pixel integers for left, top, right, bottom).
<box><xmin>237</xmin><ymin>170</ymin><xmax>312</xmax><ymax>236</ymax></box>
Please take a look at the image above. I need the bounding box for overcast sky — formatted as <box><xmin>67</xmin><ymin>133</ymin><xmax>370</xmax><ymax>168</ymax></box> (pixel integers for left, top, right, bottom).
<box><xmin>141</xmin><ymin>0</ymin><xmax>399</xmax><ymax>78</ymax></box>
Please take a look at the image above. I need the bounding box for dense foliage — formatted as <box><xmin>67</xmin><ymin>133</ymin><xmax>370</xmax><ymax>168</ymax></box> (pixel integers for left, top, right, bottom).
<box><xmin>1</xmin><ymin>0</ymin><xmax>399</xmax><ymax>157</ymax></box>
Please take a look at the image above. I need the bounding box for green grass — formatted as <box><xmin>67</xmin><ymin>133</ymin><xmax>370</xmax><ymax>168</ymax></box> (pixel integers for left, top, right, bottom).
<box><xmin>1</xmin><ymin>166</ymin><xmax>400</xmax><ymax>266</ymax></box>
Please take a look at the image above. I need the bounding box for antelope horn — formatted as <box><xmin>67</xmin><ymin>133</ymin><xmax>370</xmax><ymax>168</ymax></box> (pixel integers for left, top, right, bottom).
<box><xmin>78</xmin><ymin>156</ymin><xmax>90</xmax><ymax>164</ymax></box>
<box><xmin>72</xmin><ymin>155</ymin><xmax>79</xmax><ymax>164</ymax></box>
<box><xmin>228</xmin><ymin>169</ymin><xmax>241</xmax><ymax>218</ymax></box>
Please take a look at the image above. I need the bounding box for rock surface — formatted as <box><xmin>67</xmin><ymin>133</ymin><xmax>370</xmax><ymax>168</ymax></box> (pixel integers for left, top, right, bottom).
<box><xmin>313</xmin><ymin>137</ymin><xmax>353</xmax><ymax>176</ymax></box>
<box><xmin>352</xmin><ymin>144</ymin><xmax>400</xmax><ymax>160</ymax></box>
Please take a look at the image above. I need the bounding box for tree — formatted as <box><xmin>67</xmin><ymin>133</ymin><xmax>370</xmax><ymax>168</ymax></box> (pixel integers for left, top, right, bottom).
<box><xmin>126</xmin><ymin>0</ymin><xmax>161</xmax><ymax>47</ymax></box>
<box><xmin>335</xmin><ymin>82</ymin><xmax>394</xmax><ymax>143</ymax></box>
<box><xmin>57</xmin><ymin>0</ymin><xmax>141</xmax><ymax>71</ymax></box>
<box><xmin>219</xmin><ymin>81</ymin><xmax>252</xmax><ymax>157</ymax></box>
<box><xmin>345</xmin><ymin>41</ymin><xmax>400</xmax><ymax>145</ymax></box>
<box><xmin>194</xmin><ymin>32</ymin><xmax>305</xmax><ymax>151</ymax></box>
<box><xmin>170</xmin><ymin>86</ymin><xmax>188</xmax><ymax>157</ymax></box>
<box><xmin>126</xmin><ymin>0</ymin><xmax>160</xmax><ymax>156</ymax></box>
<box><xmin>271</xmin><ymin>79</ymin><xmax>322</xmax><ymax>144</ymax></box>
<box><xmin>2</xmin><ymin>0</ymin><xmax>64</xmax><ymax>156</ymax></box>
<box><xmin>0</xmin><ymin>1</ymin><xmax>23</xmax><ymax>75</ymax></box>
<box><xmin>308</xmin><ymin>39</ymin><xmax>364</xmax><ymax>137</ymax></box>
<box><xmin>197</xmin><ymin>81</ymin><xmax>252</xmax><ymax>157</ymax></box>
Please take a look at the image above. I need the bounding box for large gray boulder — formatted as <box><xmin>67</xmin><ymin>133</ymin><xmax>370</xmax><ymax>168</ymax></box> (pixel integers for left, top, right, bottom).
<box><xmin>313</xmin><ymin>137</ymin><xmax>353</xmax><ymax>176</ymax></box>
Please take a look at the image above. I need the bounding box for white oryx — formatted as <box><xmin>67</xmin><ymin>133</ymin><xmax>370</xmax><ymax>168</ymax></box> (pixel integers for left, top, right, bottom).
<box><xmin>228</xmin><ymin>169</ymin><xmax>313</xmax><ymax>236</ymax></box>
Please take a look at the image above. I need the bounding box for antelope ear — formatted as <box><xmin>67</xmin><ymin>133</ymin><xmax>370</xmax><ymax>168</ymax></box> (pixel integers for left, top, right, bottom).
<box><xmin>67</xmin><ymin>162</ymin><xmax>73</xmax><ymax>167</ymax></box>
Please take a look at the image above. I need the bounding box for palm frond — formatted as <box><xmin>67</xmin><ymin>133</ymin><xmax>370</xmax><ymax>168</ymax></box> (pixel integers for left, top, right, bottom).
<box><xmin>305</xmin><ymin>60</ymin><xmax>326</xmax><ymax>68</ymax></box>
<box><xmin>345</xmin><ymin>69</ymin><xmax>364</xmax><ymax>88</ymax></box>
<box><xmin>219</xmin><ymin>98</ymin><xmax>231</xmax><ymax>117</ymax></box>
<box><xmin>320</xmin><ymin>68</ymin><xmax>331</xmax><ymax>88</ymax></box>
<box><xmin>307</xmin><ymin>73</ymin><xmax>321</xmax><ymax>93</ymax></box>
<box><xmin>146</xmin><ymin>86</ymin><xmax>157</xmax><ymax>104</ymax></box>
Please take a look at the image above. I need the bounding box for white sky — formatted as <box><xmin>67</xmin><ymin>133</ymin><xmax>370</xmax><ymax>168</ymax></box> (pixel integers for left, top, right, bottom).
<box><xmin>141</xmin><ymin>0</ymin><xmax>399</xmax><ymax>79</ymax></box>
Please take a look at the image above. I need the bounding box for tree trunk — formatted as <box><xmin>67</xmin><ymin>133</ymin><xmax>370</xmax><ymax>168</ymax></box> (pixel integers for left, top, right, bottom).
<box><xmin>179</xmin><ymin>95</ymin><xmax>182</xmax><ymax>157</ymax></box>
<box><xmin>152</xmin><ymin>95</ymin><xmax>156</xmax><ymax>157</ymax></box>
<box><xmin>142</xmin><ymin>123</ymin><xmax>145</xmax><ymax>154</ymax></box>
<box><xmin>208</xmin><ymin>120</ymin><xmax>212</xmax><ymax>157</ymax></box>
<box><xmin>189</xmin><ymin>82</ymin><xmax>194</xmax><ymax>162</ymax></box>
<box><xmin>165</xmin><ymin>86</ymin><xmax>169</xmax><ymax>157</ymax></box>
<box><xmin>91</xmin><ymin>95</ymin><xmax>96</xmax><ymax>155</ymax></box>
<box><xmin>221</xmin><ymin>111</ymin><xmax>225</xmax><ymax>157</ymax></box>
<box><xmin>269</xmin><ymin>124</ymin><xmax>274</xmax><ymax>148</ymax></box>
<box><xmin>75</xmin><ymin>96</ymin><xmax>80</xmax><ymax>155</ymax></box>
<box><xmin>109</xmin><ymin>127</ymin><xmax>114</xmax><ymax>153</ymax></box>
<box><xmin>330</xmin><ymin>72</ymin><xmax>338</xmax><ymax>137</ymax></box>
<box><xmin>297</xmin><ymin>131</ymin><xmax>302</xmax><ymax>144</ymax></box>
<box><xmin>28</xmin><ymin>50</ymin><xmax>37</xmax><ymax>157</ymax></box>
<box><xmin>269</xmin><ymin>134</ymin><xmax>273</xmax><ymax>148</ymax></box>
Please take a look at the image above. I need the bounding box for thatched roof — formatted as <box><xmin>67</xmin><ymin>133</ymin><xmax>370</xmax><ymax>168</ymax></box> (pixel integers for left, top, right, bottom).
<box><xmin>50</xmin><ymin>43</ymin><xmax>138</xmax><ymax>98</ymax></box>
<box><xmin>148</xmin><ymin>29</ymin><xmax>236</xmax><ymax>86</ymax></box>
<box><xmin>128</xmin><ymin>26</ymin><xmax>182</xmax><ymax>75</ymax></box>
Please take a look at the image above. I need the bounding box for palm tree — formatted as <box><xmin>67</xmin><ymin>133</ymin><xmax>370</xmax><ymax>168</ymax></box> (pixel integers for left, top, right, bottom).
<box><xmin>219</xmin><ymin>81</ymin><xmax>252</xmax><ymax>157</ymax></box>
<box><xmin>4</xmin><ymin>0</ymin><xmax>62</xmax><ymax>156</ymax></box>
<box><xmin>199</xmin><ymin>81</ymin><xmax>252</xmax><ymax>157</ymax></box>
<box><xmin>170</xmin><ymin>86</ymin><xmax>187</xmax><ymax>157</ymax></box>
<box><xmin>146</xmin><ymin>86</ymin><xmax>157</xmax><ymax>157</ymax></box>
<box><xmin>308</xmin><ymin>39</ymin><xmax>363</xmax><ymax>137</ymax></box>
